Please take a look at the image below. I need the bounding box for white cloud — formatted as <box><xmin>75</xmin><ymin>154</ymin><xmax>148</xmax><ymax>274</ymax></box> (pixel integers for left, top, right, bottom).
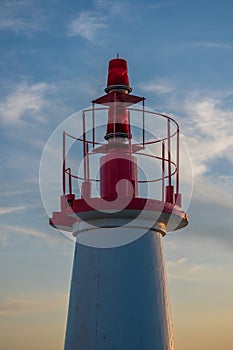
<box><xmin>192</xmin><ymin>175</ymin><xmax>233</xmax><ymax>211</ymax></box>
<box><xmin>0</xmin><ymin>224</ymin><xmax>61</xmax><ymax>246</ymax></box>
<box><xmin>218</xmin><ymin>174</ymin><xmax>233</xmax><ymax>193</ymax></box>
<box><xmin>0</xmin><ymin>81</ymin><xmax>50</xmax><ymax>125</ymax></box>
<box><xmin>140</xmin><ymin>81</ymin><xmax>174</xmax><ymax>94</ymax></box>
<box><xmin>147</xmin><ymin>3</ymin><xmax>170</xmax><ymax>10</ymax></box>
<box><xmin>167</xmin><ymin>258</ymin><xmax>224</xmax><ymax>282</ymax></box>
<box><xmin>0</xmin><ymin>295</ymin><xmax>67</xmax><ymax>315</ymax></box>
<box><xmin>0</xmin><ymin>206</ymin><xmax>27</xmax><ymax>215</ymax></box>
<box><xmin>95</xmin><ymin>0</ymin><xmax>129</xmax><ymax>15</ymax></box>
<box><xmin>1</xmin><ymin>224</ymin><xmax>48</xmax><ymax>239</ymax></box>
<box><xmin>0</xmin><ymin>299</ymin><xmax>38</xmax><ymax>315</ymax></box>
<box><xmin>0</xmin><ymin>17</ymin><xmax>26</xmax><ymax>32</ymax></box>
<box><xmin>0</xmin><ymin>0</ymin><xmax>47</xmax><ymax>34</ymax></box>
<box><xmin>68</xmin><ymin>11</ymin><xmax>107</xmax><ymax>41</ymax></box>
<box><xmin>169</xmin><ymin>41</ymin><xmax>232</xmax><ymax>55</ymax></box>
<box><xmin>194</xmin><ymin>41</ymin><xmax>232</xmax><ymax>50</ymax></box>
<box><xmin>139</xmin><ymin>88</ymin><xmax>233</xmax><ymax>209</ymax></box>
<box><xmin>172</xmin><ymin>93</ymin><xmax>233</xmax><ymax>209</ymax></box>
<box><xmin>95</xmin><ymin>0</ymin><xmax>168</xmax><ymax>17</ymax></box>
<box><xmin>181</xmin><ymin>95</ymin><xmax>233</xmax><ymax>176</ymax></box>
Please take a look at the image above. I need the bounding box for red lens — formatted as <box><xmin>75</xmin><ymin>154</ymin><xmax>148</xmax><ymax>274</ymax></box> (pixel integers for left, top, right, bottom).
<box><xmin>105</xmin><ymin>104</ymin><xmax>130</xmax><ymax>139</ymax></box>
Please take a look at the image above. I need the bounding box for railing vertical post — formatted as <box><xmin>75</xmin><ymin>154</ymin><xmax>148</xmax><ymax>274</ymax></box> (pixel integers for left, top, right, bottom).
<box><xmin>176</xmin><ymin>127</ymin><xmax>179</xmax><ymax>194</ymax></box>
<box><xmin>82</xmin><ymin>111</ymin><xmax>87</xmax><ymax>182</ymax></box>
<box><xmin>68</xmin><ymin>168</ymin><xmax>72</xmax><ymax>194</ymax></box>
<box><xmin>92</xmin><ymin>102</ymin><xmax>95</xmax><ymax>149</ymax></box>
<box><xmin>162</xmin><ymin>141</ymin><xmax>165</xmax><ymax>202</ymax></box>
<box><xmin>62</xmin><ymin>131</ymin><xmax>66</xmax><ymax>195</ymax></box>
<box><xmin>167</xmin><ymin>118</ymin><xmax>172</xmax><ymax>187</ymax></box>
<box><xmin>142</xmin><ymin>98</ymin><xmax>145</xmax><ymax>147</ymax></box>
<box><xmin>128</xmin><ymin>109</ymin><xmax>132</xmax><ymax>152</ymax></box>
<box><xmin>113</xmin><ymin>91</ymin><xmax>116</xmax><ymax>141</ymax></box>
<box><xmin>86</xmin><ymin>142</ymin><xmax>90</xmax><ymax>182</ymax></box>
<box><xmin>128</xmin><ymin>109</ymin><xmax>133</xmax><ymax>190</ymax></box>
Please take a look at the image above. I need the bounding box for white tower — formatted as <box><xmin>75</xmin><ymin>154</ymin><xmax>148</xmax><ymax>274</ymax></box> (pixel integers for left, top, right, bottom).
<box><xmin>50</xmin><ymin>56</ymin><xmax>188</xmax><ymax>349</ymax></box>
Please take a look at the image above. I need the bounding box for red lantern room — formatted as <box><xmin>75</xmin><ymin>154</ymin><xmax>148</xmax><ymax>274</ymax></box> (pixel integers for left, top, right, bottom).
<box><xmin>49</xmin><ymin>55</ymin><xmax>188</xmax><ymax>234</ymax></box>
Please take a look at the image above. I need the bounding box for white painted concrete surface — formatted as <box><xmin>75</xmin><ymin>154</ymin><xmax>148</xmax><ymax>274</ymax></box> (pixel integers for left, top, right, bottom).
<box><xmin>64</xmin><ymin>224</ymin><xmax>174</xmax><ymax>350</ymax></box>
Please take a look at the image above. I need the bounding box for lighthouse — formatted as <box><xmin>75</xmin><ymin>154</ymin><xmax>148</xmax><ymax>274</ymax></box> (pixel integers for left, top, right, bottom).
<box><xmin>50</xmin><ymin>56</ymin><xmax>188</xmax><ymax>349</ymax></box>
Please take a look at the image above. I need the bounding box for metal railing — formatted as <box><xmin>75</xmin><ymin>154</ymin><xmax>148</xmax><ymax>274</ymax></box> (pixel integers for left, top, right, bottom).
<box><xmin>62</xmin><ymin>106</ymin><xmax>179</xmax><ymax>202</ymax></box>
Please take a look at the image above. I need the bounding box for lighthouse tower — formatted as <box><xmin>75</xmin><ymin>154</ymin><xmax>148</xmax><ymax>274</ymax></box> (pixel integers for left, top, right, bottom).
<box><xmin>50</xmin><ymin>57</ymin><xmax>188</xmax><ymax>349</ymax></box>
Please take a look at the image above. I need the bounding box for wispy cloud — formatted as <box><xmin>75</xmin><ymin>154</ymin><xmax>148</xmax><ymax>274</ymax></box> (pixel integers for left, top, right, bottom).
<box><xmin>0</xmin><ymin>224</ymin><xmax>61</xmax><ymax>246</ymax></box>
<box><xmin>68</xmin><ymin>11</ymin><xmax>107</xmax><ymax>41</ymax></box>
<box><xmin>147</xmin><ymin>2</ymin><xmax>171</xmax><ymax>10</ymax></box>
<box><xmin>0</xmin><ymin>189</ymin><xmax>34</xmax><ymax>196</ymax></box>
<box><xmin>166</xmin><ymin>41</ymin><xmax>232</xmax><ymax>55</ymax></box>
<box><xmin>174</xmin><ymin>92</ymin><xmax>233</xmax><ymax>209</ymax></box>
<box><xmin>1</xmin><ymin>224</ymin><xmax>49</xmax><ymax>239</ymax></box>
<box><xmin>0</xmin><ymin>299</ymin><xmax>38</xmax><ymax>315</ymax></box>
<box><xmin>0</xmin><ymin>81</ymin><xmax>50</xmax><ymax>125</ymax></box>
<box><xmin>0</xmin><ymin>0</ymin><xmax>47</xmax><ymax>34</ymax></box>
<box><xmin>95</xmin><ymin>0</ymin><xmax>133</xmax><ymax>16</ymax></box>
<box><xmin>140</xmin><ymin>86</ymin><xmax>233</xmax><ymax>209</ymax></box>
<box><xmin>192</xmin><ymin>175</ymin><xmax>233</xmax><ymax>212</ymax></box>
<box><xmin>67</xmin><ymin>1</ymin><xmax>143</xmax><ymax>41</ymax></box>
<box><xmin>167</xmin><ymin>258</ymin><xmax>224</xmax><ymax>282</ymax></box>
<box><xmin>140</xmin><ymin>80</ymin><xmax>174</xmax><ymax>94</ymax></box>
<box><xmin>95</xmin><ymin>0</ymin><xmax>167</xmax><ymax>17</ymax></box>
<box><xmin>0</xmin><ymin>206</ymin><xmax>28</xmax><ymax>215</ymax></box>
<box><xmin>194</xmin><ymin>41</ymin><xmax>232</xmax><ymax>50</ymax></box>
<box><xmin>181</xmin><ymin>95</ymin><xmax>233</xmax><ymax>176</ymax></box>
<box><xmin>0</xmin><ymin>295</ymin><xmax>67</xmax><ymax>315</ymax></box>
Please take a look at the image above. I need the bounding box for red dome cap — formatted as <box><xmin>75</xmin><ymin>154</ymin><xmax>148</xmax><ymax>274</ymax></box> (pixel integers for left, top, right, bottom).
<box><xmin>105</xmin><ymin>57</ymin><xmax>132</xmax><ymax>93</ymax></box>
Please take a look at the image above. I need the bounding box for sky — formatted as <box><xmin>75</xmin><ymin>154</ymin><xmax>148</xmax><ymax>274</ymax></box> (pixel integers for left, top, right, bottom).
<box><xmin>0</xmin><ymin>0</ymin><xmax>233</xmax><ymax>349</ymax></box>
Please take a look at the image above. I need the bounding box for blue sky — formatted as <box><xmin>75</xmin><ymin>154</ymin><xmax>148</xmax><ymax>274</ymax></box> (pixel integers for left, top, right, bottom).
<box><xmin>0</xmin><ymin>0</ymin><xmax>233</xmax><ymax>349</ymax></box>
